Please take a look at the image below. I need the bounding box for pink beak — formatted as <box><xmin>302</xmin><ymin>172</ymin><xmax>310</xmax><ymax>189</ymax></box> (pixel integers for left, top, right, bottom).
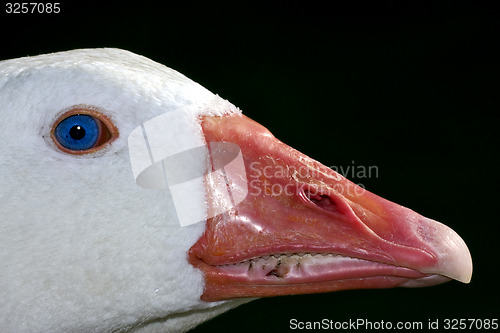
<box><xmin>189</xmin><ymin>113</ymin><xmax>472</xmax><ymax>301</ymax></box>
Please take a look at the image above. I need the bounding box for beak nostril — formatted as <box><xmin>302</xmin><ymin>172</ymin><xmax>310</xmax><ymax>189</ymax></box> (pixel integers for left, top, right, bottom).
<box><xmin>303</xmin><ymin>190</ymin><xmax>338</xmax><ymax>213</ymax></box>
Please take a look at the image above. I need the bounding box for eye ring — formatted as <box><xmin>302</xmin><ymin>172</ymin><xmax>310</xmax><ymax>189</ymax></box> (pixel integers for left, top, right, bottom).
<box><xmin>50</xmin><ymin>106</ymin><xmax>119</xmax><ymax>155</ymax></box>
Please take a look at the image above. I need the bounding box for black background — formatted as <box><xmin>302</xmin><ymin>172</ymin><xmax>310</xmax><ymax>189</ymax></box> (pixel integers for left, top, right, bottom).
<box><xmin>1</xmin><ymin>1</ymin><xmax>498</xmax><ymax>332</ymax></box>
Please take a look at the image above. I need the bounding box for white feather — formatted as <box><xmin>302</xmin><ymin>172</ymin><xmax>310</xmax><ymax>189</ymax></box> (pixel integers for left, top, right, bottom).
<box><xmin>0</xmin><ymin>48</ymin><xmax>246</xmax><ymax>333</ymax></box>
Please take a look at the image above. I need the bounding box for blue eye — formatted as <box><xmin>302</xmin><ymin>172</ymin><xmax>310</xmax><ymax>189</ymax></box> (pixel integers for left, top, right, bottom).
<box><xmin>54</xmin><ymin>114</ymin><xmax>100</xmax><ymax>151</ymax></box>
<box><xmin>51</xmin><ymin>107</ymin><xmax>118</xmax><ymax>154</ymax></box>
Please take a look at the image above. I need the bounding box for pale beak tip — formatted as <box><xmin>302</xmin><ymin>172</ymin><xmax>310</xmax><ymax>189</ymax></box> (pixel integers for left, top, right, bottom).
<box><xmin>446</xmin><ymin>253</ymin><xmax>472</xmax><ymax>284</ymax></box>
<box><xmin>422</xmin><ymin>218</ymin><xmax>473</xmax><ymax>284</ymax></box>
<box><xmin>439</xmin><ymin>226</ymin><xmax>473</xmax><ymax>284</ymax></box>
<box><xmin>450</xmin><ymin>241</ymin><xmax>473</xmax><ymax>284</ymax></box>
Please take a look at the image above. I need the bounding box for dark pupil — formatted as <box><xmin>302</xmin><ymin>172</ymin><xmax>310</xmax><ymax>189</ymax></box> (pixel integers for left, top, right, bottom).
<box><xmin>69</xmin><ymin>125</ymin><xmax>86</xmax><ymax>140</ymax></box>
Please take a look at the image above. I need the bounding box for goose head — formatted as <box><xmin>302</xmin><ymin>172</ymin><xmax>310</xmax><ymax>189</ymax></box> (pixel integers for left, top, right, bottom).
<box><xmin>0</xmin><ymin>49</ymin><xmax>472</xmax><ymax>332</ymax></box>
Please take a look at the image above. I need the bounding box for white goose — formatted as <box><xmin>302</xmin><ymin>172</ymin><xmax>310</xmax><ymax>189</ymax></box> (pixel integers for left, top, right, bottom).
<box><xmin>0</xmin><ymin>49</ymin><xmax>472</xmax><ymax>333</ymax></box>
